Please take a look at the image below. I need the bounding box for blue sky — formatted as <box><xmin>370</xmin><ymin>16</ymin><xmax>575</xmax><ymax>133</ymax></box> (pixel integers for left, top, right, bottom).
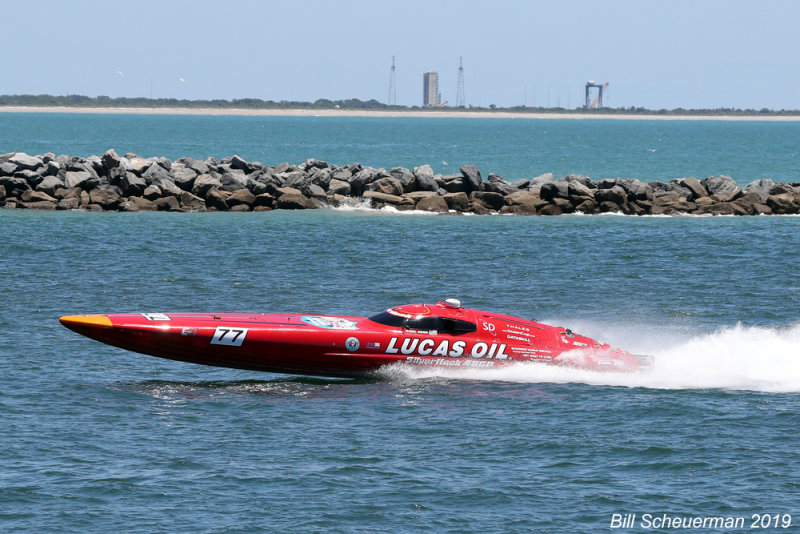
<box><xmin>2</xmin><ymin>0</ymin><xmax>798</xmax><ymax>109</ymax></box>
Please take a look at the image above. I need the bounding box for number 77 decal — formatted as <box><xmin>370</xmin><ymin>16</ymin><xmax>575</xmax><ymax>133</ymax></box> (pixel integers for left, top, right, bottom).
<box><xmin>210</xmin><ymin>327</ymin><xmax>249</xmax><ymax>346</ymax></box>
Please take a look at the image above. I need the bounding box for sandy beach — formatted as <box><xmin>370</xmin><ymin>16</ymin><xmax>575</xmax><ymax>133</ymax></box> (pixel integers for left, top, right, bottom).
<box><xmin>1</xmin><ymin>105</ymin><xmax>799</xmax><ymax>121</ymax></box>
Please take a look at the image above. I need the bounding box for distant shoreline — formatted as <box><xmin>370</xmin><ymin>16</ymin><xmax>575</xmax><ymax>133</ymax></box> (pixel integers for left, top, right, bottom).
<box><xmin>2</xmin><ymin>106</ymin><xmax>800</xmax><ymax>121</ymax></box>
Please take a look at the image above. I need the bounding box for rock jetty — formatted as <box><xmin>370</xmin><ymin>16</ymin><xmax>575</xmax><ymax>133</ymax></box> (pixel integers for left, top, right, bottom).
<box><xmin>2</xmin><ymin>150</ymin><xmax>799</xmax><ymax>216</ymax></box>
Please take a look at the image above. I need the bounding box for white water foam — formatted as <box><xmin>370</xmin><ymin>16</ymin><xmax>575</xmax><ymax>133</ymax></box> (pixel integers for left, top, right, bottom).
<box><xmin>382</xmin><ymin>323</ymin><xmax>800</xmax><ymax>393</ymax></box>
<box><xmin>329</xmin><ymin>198</ymin><xmax>439</xmax><ymax>216</ymax></box>
<box><xmin>326</xmin><ymin>198</ymin><xmax>374</xmax><ymax>212</ymax></box>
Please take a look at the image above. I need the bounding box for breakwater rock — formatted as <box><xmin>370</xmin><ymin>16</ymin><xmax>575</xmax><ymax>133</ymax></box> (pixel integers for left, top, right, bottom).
<box><xmin>2</xmin><ymin>150</ymin><xmax>800</xmax><ymax>216</ymax></box>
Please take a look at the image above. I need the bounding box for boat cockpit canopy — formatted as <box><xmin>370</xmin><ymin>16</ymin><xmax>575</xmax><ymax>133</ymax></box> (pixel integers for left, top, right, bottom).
<box><xmin>368</xmin><ymin>311</ymin><xmax>476</xmax><ymax>335</ymax></box>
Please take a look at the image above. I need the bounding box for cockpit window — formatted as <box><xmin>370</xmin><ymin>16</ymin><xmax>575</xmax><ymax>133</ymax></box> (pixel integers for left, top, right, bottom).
<box><xmin>443</xmin><ymin>318</ymin><xmax>478</xmax><ymax>334</ymax></box>
<box><xmin>407</xmin><ymin>316</ymin><xmax>477</xmax><ymax>334</ymax></box>
<box><xmin>367</xmin><ymin>311</ymin><xmax>406</xmax><ymax>328</ymax></box>
<box><xmin>368</xmin><ymin>312</ymin><xmax>476</xmax><ymax>335</ymax></box>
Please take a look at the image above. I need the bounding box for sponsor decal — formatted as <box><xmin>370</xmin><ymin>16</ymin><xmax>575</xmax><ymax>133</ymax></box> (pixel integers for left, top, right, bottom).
<box><xmin>142</xmin><ymin>313</ymin><xmax>171</xmax><ymax>321</ymax></box>
<box><xmin>480</xmin><ymin>320</ymin><xmax>497</xmax><ymax>336</ymax></box>
<box><xmin>385</xmin><ymin>337</ymin><xmax>509</xmax><ymax>359</ymax></box>
<box><xmin>503</xmin><ymin>328</ymin><xmax>534</xmax><ymax>338</ymax></box>
<box><xmin>210</xmin><ymin>327</ymin><xmax>248</xmax><ymax>346</ymax></box>
<box><xmin>366</xmin><ymin>342</ymin><xmax>381</xmax><ymax>350</ymax></box>
<box><xmin>181</xmin><ymin>327</ymin><xmax>198</xmax><ymax>336</ymax></box>
<box><xmin>345</xmin><ymin>337</ymin><xmax>360</xmax><ymax>352</ymax></box>
<box><xmin>504</xmin><ymin>328</ymin><xmax>532</xmax><ymax>334</ymax></box>
<box><xmin>301</xmin><ymin>316</ymin><xmax>359</xmax><ymax>330</ymax></box>
<box><xmin>509</xmin><ymin>347</ymin><xmax>553</xmax><ymax>360</ymax></box>
<box><xmin>406</xmin><ymin>356</ymin><xmax>496</xmax><ymax>368</ymax></box>
<box><xmin>405</xmin><ymin>329</ymin><xmax>437</xmax><ymax>335</ymax></box>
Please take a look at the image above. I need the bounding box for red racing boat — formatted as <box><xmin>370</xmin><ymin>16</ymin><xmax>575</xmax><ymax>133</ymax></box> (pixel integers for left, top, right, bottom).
<box><xmin>60</xmin><ymin>299</ymin><xmax>651</xmax><ymax>378</ymax></box>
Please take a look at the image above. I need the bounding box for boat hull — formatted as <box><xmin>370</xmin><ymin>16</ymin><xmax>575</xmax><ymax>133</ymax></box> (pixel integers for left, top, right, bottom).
<box><xmin>60</xmin><ymin>306</ymin><xmax>648</xmax><ymax>378</ymax></box>
<box><xmin>60</xmin><ymin>313</ymin><xmax>398</xmax><ymax>378</ymax></box>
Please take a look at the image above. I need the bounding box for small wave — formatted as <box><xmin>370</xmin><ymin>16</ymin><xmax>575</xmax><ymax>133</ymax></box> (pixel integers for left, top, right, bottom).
<box><xmin>113</xmin><ymin>377</ymin><xmax>368</xmax><ymax>401</ymax></box>
<box><xmin>377</xmin><ymin>206</ymin><xmax>439</xmax><ymax>216</ymax></box>
<box><xmin>328</xmin><ymin>198</ymin><xmax>439</xmax><ymax>216</ymax></box>
<box><xmin>327</xmin><ymin>197</ymin><xmax>374</xmax><ymax>212</ymax></box>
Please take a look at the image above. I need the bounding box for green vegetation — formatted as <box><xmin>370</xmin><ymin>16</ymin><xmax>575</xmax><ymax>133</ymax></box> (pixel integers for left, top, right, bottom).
<box><xmin>0</xmin><ymin>93</ymin><xmax>798</xmax><ymax>116</ymax></box>
<box><xmin>0</xmin><ymin>94</ymin><xmax>406</xmax><ymax>110</ymax></box>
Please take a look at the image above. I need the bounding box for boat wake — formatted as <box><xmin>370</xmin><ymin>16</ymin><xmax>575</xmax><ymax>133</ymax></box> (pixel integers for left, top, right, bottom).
<box><xmin>380</xmin><ymin>322</ymin><xmax>800</xmax><ymax>393</ymax></box>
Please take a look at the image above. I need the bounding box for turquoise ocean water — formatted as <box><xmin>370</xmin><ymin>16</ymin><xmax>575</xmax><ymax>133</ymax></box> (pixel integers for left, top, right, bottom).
<box><xmin>2</xmin><ymin>114</ymin><xmax>800</xmax><ymax>532</ymax></box>
<box><xmin>2</xmin><ymin>113</ymin><xmax>800</xmax><ymax>184</ymax></box>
